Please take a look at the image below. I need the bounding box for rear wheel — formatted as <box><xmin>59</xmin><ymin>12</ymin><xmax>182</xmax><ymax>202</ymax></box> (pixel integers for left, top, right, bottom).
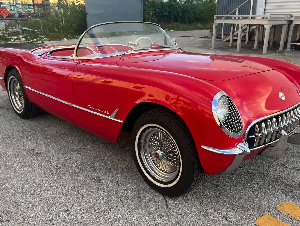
<box><xmin>7</xmin><ymin>69</ymin><xmax>39</xmax><ymax>119</ymax></box>
<box><xmin>132</xmin><ymin>108</ymin><xmax>201</xmax><ymax>196</ymax></box>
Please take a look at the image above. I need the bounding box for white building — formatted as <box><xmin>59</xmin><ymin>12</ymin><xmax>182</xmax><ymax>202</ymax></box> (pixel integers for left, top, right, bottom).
<box><xmin>257</xmin><ymin>0</ymin><xmax>300</xmax><ymax>15</ymax></box>
<box><xmin>214</xmin><ymin>0</ymin><xmax>300</xmax><ymax>54</ymax></box>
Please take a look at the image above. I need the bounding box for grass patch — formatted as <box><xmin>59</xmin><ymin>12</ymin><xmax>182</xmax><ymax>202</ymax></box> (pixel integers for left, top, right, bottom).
<box><xmin>0</xmin><ymin>35</ymin><xmax>10</xmax><ymax>42</ymax></box>
<box><xmin>159</xmin><ymin>22</ymin><xmax>213</xmax><ymax>31</ymax></box>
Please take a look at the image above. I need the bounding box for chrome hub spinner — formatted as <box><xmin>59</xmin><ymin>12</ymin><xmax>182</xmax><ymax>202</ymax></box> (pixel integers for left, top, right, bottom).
<box><xmin>153</xmin><ymin>150</ymin><xmax>163</xmax><ymax>160</ymax></box>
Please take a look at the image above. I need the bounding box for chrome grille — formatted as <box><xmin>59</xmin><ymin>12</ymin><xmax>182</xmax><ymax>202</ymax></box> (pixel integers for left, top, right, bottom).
<box><xmin>246</xmin><ymin>104</ymin><xmax>300</xmax><ymax>150</ymax></box>
<box><xmin>221</xmin><ymin>96</ymin><xmax>243</xmax><ymax>136</ymax></box>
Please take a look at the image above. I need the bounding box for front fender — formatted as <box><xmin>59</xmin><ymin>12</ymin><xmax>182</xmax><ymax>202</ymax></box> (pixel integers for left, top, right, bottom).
<box><xmin>119</xmin><ymin>69</ymin><xmax>243</xmax><ymax>175</ymax></box>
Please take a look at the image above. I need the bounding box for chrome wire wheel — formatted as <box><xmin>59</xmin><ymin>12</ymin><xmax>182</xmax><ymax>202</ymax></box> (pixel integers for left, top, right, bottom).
<box><xmin>135</xmin><ymin>124</ymin><xmax>182</xmax><ymax>187</ymax></box>
<box><xmin>6</xmin><ymin>69</ymin><xmax>39</xmax><ymax>119</ymax></box>
<box><xmin>133</xmin><ymin>108</ymin><xmax>201</xmax><ymax>196</ymax></box>
<box><xmin>8</xmin><ymin>76</ymin><xmax>24</xmax><ymax>113</ymax></box>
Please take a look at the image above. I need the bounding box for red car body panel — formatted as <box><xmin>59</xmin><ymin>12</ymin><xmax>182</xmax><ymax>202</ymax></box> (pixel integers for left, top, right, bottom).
<box><xmin>118</xmin><ymin>52</ymin><xmax>272</xmax><ymax>81</ymax></box>
<box><xmin>1</xmin><ymin>45</ymin><xmax>300</xmax><ymax>176</ymax></box>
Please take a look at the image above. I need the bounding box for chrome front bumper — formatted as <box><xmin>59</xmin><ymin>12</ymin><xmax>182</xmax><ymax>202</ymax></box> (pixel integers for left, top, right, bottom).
<box><xmin>201</xmin><ymin>129</ymin><xmax>300</xmax><ymax>174</ymax></box>
<box><xmin>201</xmin><ymin>143</ymin><xmax>250</xmax><ymax>155</ymax></box>
<box><xmin>201</xmin><ymin>143</ymin><xmax>250</xmax><ymax>175</ymax></box>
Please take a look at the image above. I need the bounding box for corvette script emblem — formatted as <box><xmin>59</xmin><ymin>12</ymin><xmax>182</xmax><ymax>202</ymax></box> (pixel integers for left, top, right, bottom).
<box><xmin>279</xmin><ymin>92</ymin><xmax>286</xmax><ymax>101</ymax></box>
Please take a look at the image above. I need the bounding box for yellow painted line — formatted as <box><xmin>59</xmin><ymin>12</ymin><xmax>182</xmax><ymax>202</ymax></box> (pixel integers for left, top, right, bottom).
<box><xmin>277</xmin><ymin>202</ymin><xmax>300</xmax><ymax>221</ymax></box>
<box><xmin>254</xmin><ymin>214</ymin><xmax>289</xmax><ymax>226</ymax></box>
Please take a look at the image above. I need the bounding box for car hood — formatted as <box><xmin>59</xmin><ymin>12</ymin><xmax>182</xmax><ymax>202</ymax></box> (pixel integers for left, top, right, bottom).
<box><xmin>118</xmin><ymin>51</ymin><xmax>273</xmax><ymax>81</ymax></box>
<box><xmin>211</xmin><ymin>68</ymin><xmax>300</xmax><ymax>124</ymax></box>
<box><xmin>119</xmin><ymin>51</ymin><xmax>300</xmax><ymax>124</ymax></box>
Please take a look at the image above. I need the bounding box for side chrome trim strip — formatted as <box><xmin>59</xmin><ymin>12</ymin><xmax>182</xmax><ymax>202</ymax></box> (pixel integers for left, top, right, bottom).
<box><xmin>24</xmin><ymin>86</ymin><xmax>123</xmax><ymax>123</ymax></box>
<box><xmin>0</xmin><ymin>76</ymin><xmax>3</xmax><ymax>80</ymax></box>
<box><xmin>201</xmin><ymin>143</ymin><xmax>250</xmax><ymax>155</ymax></box>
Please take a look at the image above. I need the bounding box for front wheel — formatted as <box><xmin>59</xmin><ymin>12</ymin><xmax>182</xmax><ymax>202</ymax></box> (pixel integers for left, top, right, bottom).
<box><xmin>132</xmin><ymin>108</ymin><xmax>201</xmax><ymax>196</ymax></box>
<box><xmin>7</xmin><ymin>69</ymin><xmax>39</xmax><ymax>119</ymax></box>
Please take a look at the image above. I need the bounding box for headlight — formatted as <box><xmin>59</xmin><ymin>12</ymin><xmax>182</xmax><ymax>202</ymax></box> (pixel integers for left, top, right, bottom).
<box><xmin>212</xmin><ymin>91</ymin><xmax>243</xmax><ymax>138</ymax></box>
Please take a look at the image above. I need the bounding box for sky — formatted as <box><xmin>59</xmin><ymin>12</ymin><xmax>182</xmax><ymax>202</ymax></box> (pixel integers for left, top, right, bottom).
<box><xmin>1</xmin><ymin>0</ymin><xmax>85</xmax><ymax>4</ymax></box>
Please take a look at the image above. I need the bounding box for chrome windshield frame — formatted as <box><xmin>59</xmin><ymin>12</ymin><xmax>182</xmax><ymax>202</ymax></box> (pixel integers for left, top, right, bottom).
<box><xmin>73</xmin><ymin>21</ymin><xmax>178</xmax><ymax>60</ymax></box>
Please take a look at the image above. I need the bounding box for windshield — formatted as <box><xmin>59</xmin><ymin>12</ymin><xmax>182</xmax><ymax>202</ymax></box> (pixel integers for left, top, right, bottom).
<box><xmin>75</xmin><ymin>22</ymin><xmax>177</xmax><ymax>58</ymax></box>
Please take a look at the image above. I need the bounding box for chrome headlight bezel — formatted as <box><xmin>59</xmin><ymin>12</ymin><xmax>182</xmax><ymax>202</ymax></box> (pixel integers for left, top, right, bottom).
<box><xmin>212</xmin><ymin>91</ymin><xmax>243</xmax><ymax>138</ymax></box>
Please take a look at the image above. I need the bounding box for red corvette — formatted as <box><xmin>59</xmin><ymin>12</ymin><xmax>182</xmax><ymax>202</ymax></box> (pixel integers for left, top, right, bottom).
<box><xmin>1</xmin><ymin>22</ymin><xmax>300</xmax><ymax>196</ymax></box>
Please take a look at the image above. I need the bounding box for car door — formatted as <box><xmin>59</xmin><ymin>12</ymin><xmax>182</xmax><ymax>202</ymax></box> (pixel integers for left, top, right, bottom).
<box><xmin>28</xmin><ymin>54</ymin><xmax>77</xmax><ymax>121</ymax></box>
<box><xmin>71</xmin><ymin>56</ymin><xmax>125</xmax><ymax>142</ymax></box>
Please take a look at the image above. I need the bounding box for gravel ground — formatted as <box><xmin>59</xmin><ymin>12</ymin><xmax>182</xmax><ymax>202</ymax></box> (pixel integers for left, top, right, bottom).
<box><xmin>0</xmin><ymin>31</ymin><xmax>300</xmax><ymax>225</ymax></box>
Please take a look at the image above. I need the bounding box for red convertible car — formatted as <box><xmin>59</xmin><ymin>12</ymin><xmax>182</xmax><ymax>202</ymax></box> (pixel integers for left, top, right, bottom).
<box><xmin>1</xmin><ymin>22</ymin><xmax>300</xmax><ymax>196</ymax></box>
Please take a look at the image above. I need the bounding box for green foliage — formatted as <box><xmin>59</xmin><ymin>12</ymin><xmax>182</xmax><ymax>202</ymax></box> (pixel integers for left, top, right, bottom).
<box><xmin>54</xmin><ymin>0</ymin><xmax>87</xmax><ymax>36</ymax></box>
<box><xmin>20</xmin><ymin>0</ymin><xmax>87</xmax><ymax>41</ymax></box>
<box><xmin>0</xmin><ymin>35</ymin><xmax>10</xmax><ymax>42</ymax></box>
<box><xmin>143</xmin><ymin>0</ymin><xmax>216</xmax><ymax>29</ymax></box>
<box><xmin>2</xmin><ymin>0</ymin><xmax>214</xmax><ymax>42</ymax></box>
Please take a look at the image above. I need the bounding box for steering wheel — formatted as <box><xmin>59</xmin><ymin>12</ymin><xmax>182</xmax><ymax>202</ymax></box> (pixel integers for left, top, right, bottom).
<box><xmin>134</xmin><ymin>37</ymin><xmax>153</xmax><ymax>45</ymax></box>
<box><xmin>129</xmin><ymin>37</ymin><xmax>154</xmax><ymax>49</ymax></box>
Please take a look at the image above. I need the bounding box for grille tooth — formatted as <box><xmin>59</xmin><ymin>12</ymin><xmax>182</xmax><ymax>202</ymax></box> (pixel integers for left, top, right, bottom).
<box><xmin>254</xmin><ymin>124</ymin><xmax>260</xmax><ymax>148</ymax></box>
<box><xmin>293</xmin><ymin>110</ymin><xmax>300</xmax><ymax>129</ymax></box>
<box><xmin>282</xmin><ymin>114</ymin><xmax>287</xmax><ymax>132</ymax></box>
<box><xmin>271</xmin><ymin>118</ymin><xmax>278</xmax><ymax>141</ymax></box>
<box><xmin>294</xmin><ymin>109</ymin><xmax>299</xmax><ymax>120</ymax></box>
<box><xmin>265</xmin><ymin>120</ymin><xmax>272</xmax><ymax>143</ymax></box>
<box><xmin>278</xmin><ymin>116</ymin><xmax>282</xmax><ymax>127</ymax></box>
<box><xmin>291</xmin><ymin>110</ymin><xmax>295</xmax><ymax>119</ymax></box>
<box><xmin>260</xmin><ymin>122</ymin><xmax>267</xmax><ymax>145</ymax></box>
<box><xmin>247</xmin><ymin>104</ymin><xmax>300</xmax><ymax>150</ymax></box>
<box><xmin>293</xmin><ymin>109</ymin><xmax>297</xmax><ymax>119</ymax></box>
<box><xmin>291</xmin><ymin>111</ymin><xmax>296</xmax><ymax>130</ymax></box>
<box><xmin>286</xmin><ymin>112</ymin><xmax>292</xmax><ymax>133</ymax></box>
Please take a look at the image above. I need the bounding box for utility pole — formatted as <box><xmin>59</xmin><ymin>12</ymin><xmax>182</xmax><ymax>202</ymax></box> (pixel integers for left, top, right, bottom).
<box><xmin>32</xmin><ymin>0</ymin><xmax>35</xmax><ymax>14</ymax></box>
<box><xmin>14</xmin><ymin>0</ymin><xmax>19</xmax><ymax>28</ymax></box>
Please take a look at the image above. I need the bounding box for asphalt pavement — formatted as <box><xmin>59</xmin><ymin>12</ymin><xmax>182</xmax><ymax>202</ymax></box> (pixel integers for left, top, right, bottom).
<box><xmin>1</xmin><ymin>32</ymin><xmax>300</xmax><ymax>225</ymax></box>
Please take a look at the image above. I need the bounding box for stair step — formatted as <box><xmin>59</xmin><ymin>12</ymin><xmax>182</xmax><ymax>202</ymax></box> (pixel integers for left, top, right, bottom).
<box><xmin>222</xmin><ymin>25</ymin><xmax>256</xmax><ymax>42</ymax></box>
